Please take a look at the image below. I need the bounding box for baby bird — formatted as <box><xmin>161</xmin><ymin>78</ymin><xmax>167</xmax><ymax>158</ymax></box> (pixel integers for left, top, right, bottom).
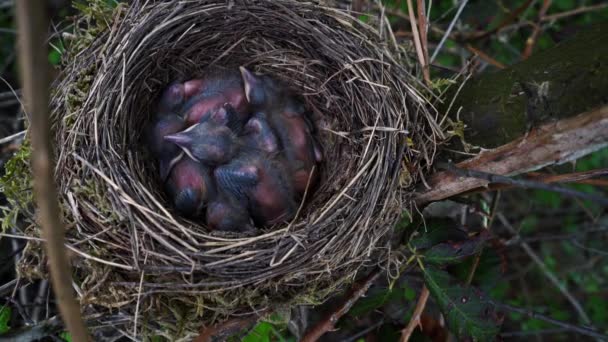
<box><xmin>240</xmin><ymin>67</ymin><xmax>323</xmax><ymax>195</ymax></box>
<box><xmin>215</xmin><ymin>152</ymin><xmax>296</xmax><ymax>226</ymax></box>
<box><xmin>165</xmin><ymin>157</ymin><xmax>214</xmax><ymax>217</ymax></box>
<box><xmin>163</xmin><ymin>106</ymin><xmax>239</xmax><ymax>165</ymax></box>
<box><xmin>181</xmin><ymin>68</ymin><xmax>250</xmax><ymax>127</ymax></box>
<box><xmin>148</xmin><ymin>112</ymin><xmax>187</xmax><ymax>181</ymax></box>
<box><xmin>157</xmin><ymin>82</ymin><xmax>186</xmax><ymax>114</ymax></box>
<box><xmin>206</xmin><ymin>191</ymin><xmax>255</xmax><ymax>232</ymax></box>
<box><xmin>241</xmin><ymin>112</ymin><xmax>280</xmax><ymax>154</ymax></box>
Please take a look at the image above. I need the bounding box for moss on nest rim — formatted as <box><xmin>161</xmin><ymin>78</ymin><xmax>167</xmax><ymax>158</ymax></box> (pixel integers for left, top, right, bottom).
<box><xmin>7</xmin><ymin>0</ymin><xmax>442</xmax><ymax>338</ymax></box>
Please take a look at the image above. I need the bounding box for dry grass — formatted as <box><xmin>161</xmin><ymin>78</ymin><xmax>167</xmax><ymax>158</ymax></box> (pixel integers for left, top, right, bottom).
<box><xmin>17</xmin><ymin>0</ymin><xmax>439</xmax><ymax>338</ymax></box>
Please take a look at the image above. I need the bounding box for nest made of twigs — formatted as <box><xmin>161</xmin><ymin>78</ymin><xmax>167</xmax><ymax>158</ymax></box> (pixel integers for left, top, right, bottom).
<box><xmin>17</xmin><ymin>0</ymin><xmax>439</xmax><ymax>337</ymax></box>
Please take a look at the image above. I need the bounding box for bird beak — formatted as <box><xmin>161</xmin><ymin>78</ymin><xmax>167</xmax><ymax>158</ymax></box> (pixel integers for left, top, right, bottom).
<box><xmin>164</xmin><ymin>133</ymin><xmax>191</xmax><ymax>147</ymax></box>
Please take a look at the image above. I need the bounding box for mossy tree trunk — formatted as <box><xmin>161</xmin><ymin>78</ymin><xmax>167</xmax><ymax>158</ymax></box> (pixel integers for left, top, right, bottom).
<box><xmin>417</xmin><ymin>22</ymin><xmax>608</xmax><ymax>204</ymax></box>
<box><xmin>443</xmin><ymin>22</ymin><xmax>607</xmax><ymax>148</ymax></box>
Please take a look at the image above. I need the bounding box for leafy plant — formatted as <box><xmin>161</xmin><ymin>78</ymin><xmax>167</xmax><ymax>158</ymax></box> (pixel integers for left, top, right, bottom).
<box><xmin>423</xmin><ymin>266</ymin><xmax>503</xmax><ymax>341</ymax></box>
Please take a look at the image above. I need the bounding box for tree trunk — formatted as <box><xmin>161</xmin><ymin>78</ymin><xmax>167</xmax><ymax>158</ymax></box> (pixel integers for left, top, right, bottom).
<box><xmin>444</xmin><ymin>22</ymin><xmax>607</xmax><ymax>148</ymax></box>
<box><xmin>417</xmin><ymin>22</ymin><xmax>608</xmax><ymax>204</ymax></box>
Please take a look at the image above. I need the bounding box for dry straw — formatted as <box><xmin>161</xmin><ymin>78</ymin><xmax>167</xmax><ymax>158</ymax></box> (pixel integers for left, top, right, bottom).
<box><xmin>12</xmin><ymin>0</ymin><xmax>440</xmax><ymax>338</ymax></box>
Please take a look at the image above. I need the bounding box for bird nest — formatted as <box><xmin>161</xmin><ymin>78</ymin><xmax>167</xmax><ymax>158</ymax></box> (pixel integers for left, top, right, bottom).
<box><xmin>12</xmin><ymin>0</ymin><xmax>439</xmax><ymax>337</ymax></box>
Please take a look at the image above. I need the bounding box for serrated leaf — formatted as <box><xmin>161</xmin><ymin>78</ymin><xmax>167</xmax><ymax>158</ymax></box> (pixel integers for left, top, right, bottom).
<box><xmin>243</xmin><ymin>321</ymin><xmax>272</xmax><ymax>342</ymax></box>
<box><xmin>410</xmin><ymin>218</ymin><xmax>467</xmax><ymax>250</ymax></box>
<box><xmin>423</xmin><ymin>266</ymin><xmax>503</xmax><ymax>341</ymax></box>
<box><xmin>0</xmin><ymin>307</ymin><xmax>11</xmax><ymax>334</ymax></box>
<box><xmin>60</xmin><ymin>331</ymin><xmax>72</xmax><ymax>342</ymax></box>
<box><xmin>423</xmin><ymin>230</ymin><xmax>490</xmax><ymax>265</ymax></box>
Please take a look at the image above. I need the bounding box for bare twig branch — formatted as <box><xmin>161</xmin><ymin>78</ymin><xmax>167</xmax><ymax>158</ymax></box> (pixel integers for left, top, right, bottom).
<box><xmin>541</xmin><ymin>3</ymin><xmax>608</xmax><ymax>22</ymax></box>
<box><xmin>465</xmin><ymin>44</ymin><xmax>505</xmax><ymax>69</ymax></box>
<box><xmin>406</xmin><ymin>0</ymin><xmax>430</xmax><ymax>85</ymax></box>
<box><xmin>522</xmin><ymin>0</ymin><xmax>552</xmax><ymax>59</ymax></box>
<box><xmin>437</xmin><ymin>162</ymin><xmax>608</xmax><ymax>205</ymax></box>
<box><xmin>497</xmin><ymin>214</ymin><xmax>592</xmax><ymax>325</ymax></box>
<box><xmin>16</xmin><ymin>1</ymin><xmax>90</xmax><ymax>340</ymax></box>
<box><xmin>301</xmin><ymin>269</ymin><xmax>381</xmax><ymax>342</ymax></box>
<box><xmin>415</xmin><ymin>0</ymin><xmax>430</xmax><ymax>85</ymax></box>
<box><xmin>430</xmin><ymin>0</ymin><xmax>468</xmax><ymax>63</ymax></box>
<box><xmin>194</xmin><ymin>313</ymin><xmax>266</xmax><ymax>342</ymax></box>
<box><xmin>415</xmin><ymin>105</ymin><xmax>608</xmax><ymax>204</ymax></box>
<box><xmin>494</xmin><ymin>303</ymin><xmax>607</xmax><ymax>339</ymax></box>
<box><xmin>400</xmin><ymin>286</ymin><xmax>430</xmax><ymax>342</ymax></box>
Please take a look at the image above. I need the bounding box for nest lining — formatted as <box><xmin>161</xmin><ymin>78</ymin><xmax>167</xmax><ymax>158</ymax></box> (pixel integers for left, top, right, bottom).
<box><xmin>17</xmin><ymin>0</ymin><xmax>439</xmax><ymax>333</ymax></box>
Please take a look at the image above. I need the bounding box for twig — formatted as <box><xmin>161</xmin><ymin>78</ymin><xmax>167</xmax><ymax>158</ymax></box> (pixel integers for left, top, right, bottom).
<box><xmin>430</xmin><ymin>0</ymin><xmax>468</xmax><ymax>63</ymax></box>
<box><xmin>415</xmin><ymin>105</ymin><xmax>608</xmax><ymax>204</ymax></box>
<box><xmin>469</xmin><ymin>0</ymin><xmax>534</xmax><ymax>42</ymax></box>
<box><xmin>465</xmin><ymin>44</ymin><xmax>505</xmax><ymax>69</ymax></box>
<box><xmin>405</xmin><ymin>0</ymin><xmax>430</xmax><ymax>85</ymax></box>
<box><xmin>0</xmin><ymin>130</ymin><xmax>26</xmax><ymax>144</ymax></box>
<box><xmin>399</xmin><ymin>286</ymin><xmax>430</xmax><ymax>342</ymax></box>
<box><xmin>475</xmin><ymin>168</ymin><xmax>608</xmax><ymax>193</ymax></box>
<box><xmin>541</xmin><ymin>3</ymin><xmax>608</xmax><ymax>22</ymax></box>
<box><xmin>497</xmin><ymin>213</ymin><xmax>592</xmax><ymax>325</ymax></box>
<box><xmin>522</xmin><ymin>0</ymin><xmax>552</xmax><ymax>60</ymax></box>
<box><xmin>466</xmin><ymin>191</ymin><xmax>501</xmax><ymax>285</ymax></box>
<box><xmin>494</xmin><ymin>303</ymin><xmax>607</xmax><ymax>340</ymax></box>
<box><xmin>300</xmin><ymin>269</ymin><xmax>382</xmax><ymax>342</ymax></box>
<box><xmin>437</xmin><ymin>162</ymin><xmax>608</xmax><ymax>205</ymax></box>
<box><xmin>194</xmin><ymin>311</ymin><xmax>267</xmax><ymax>342</ymax></box>
<box><xmin>416</xmin><ymin>0</ymin><xmax>430</xmax><ymax>85</ymax></box>
<box><xmin>16</xmin><ymin>1</ymin><xmax>90</xmax><ymax>341</ymax></box>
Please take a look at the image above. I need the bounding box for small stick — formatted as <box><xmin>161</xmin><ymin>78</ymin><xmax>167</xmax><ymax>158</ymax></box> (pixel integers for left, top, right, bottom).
<box><xmin>16</xmin><ymin>1</ymin><xmax>90</xmax><ymax>341</ymax></box>
<box><xmin>416</xmin><ymin>0</ymin><xmax>430</xmax><ymax>85</ymax></box>
<box><xmin>437</xmin><ymin>162</ymin><xmax>608</xmax><ymax>205</ymax></box>
<box><xmin>406</xmin><ymin>0</ymin><xmax>431</xmax><ymax>85</ymax></box>
<box><xmin>399</xmin><ymin>286</ymin><xmax>430</xmax><ymax>342</ymax></box>
<box><xmin>494</xmin><ymin>303</ymin><xmax>607</xmax><ymax>339</ymax></box>
<box><xmin>542</xmin><ymin>3</ymin><xmax>608</xmax><ymax>22</ymax></box>
<box><xmin>465</xmin><ymin>44</ymin><xmax>505</xmax><ymax>69</ymax></box>
<box><xmin>522</xmin><ymin>0</ymin><xmax>552</xmax><ymax>59</ymax></box>
<box><xmin>300</xmin><ymin>269</ymin><xmax>381</xmax><ymax>342</ymax></box>
<box><xmin>194</xmin><ymin>310</ymin><xmax>269</xmax><ymax>342</ymax></box>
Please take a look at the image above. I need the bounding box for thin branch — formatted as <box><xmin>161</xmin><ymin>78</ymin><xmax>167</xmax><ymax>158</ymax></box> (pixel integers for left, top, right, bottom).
<box><xmin>541</xmin><ymin>3</ymin><xmax>608</xmax><ymax>22</ymax></box>
<box><xmin>430</xmin><ymin>0</ymin><xmax>468</xmax><ymax>63</ymax></box>
<box><xmin>406</xmin><ymin>0</ymin><xmax>430</xmax><ymax>85</ymax></box>
<box><xmin>459</xmin><ymin>168</ymin><xmax>608</xmax><ymax>195</ymax></box>
<box><xmin>522</xmin><ymin>0</ymin><xmax>552</xmax><ymax>59</ymax></box>
<box><xmin>399</xmin><ymin>286</ymin><xmax>430</xmax><ymax>342</ymax></box>
<box><xmin>497</xmin><ymin>214</ymin><xmax>592</xmax><ymax>325</ymax></box>
<box><xmin>300</xmin><ymin>269</ymin><xmax>381</xmax><ymax>342</ymax></box>
<box><xmin>465</xmin><ymin>44</ymin><xmax>505</xmax><ymax>69</ymax></box>
<box><xmin>416</xmin><ymin>0</ymin><xmax>430</xmax><ymax>85</ymax></box>
<box><xmin>468</xmin><ymin>0</ymin><xmax>534</xmax><ymax>42</ymax></box>
<box><xmin>16</xmin><ymin>1</ymin><xmax>90</xmax><ymax>341</ymax></box>
<box><xmin>436</xmin><ymin>162</ymin><xmax>608</xmax><ymax>205</ymax></box>
<box><xmin>415</xmin><ymin>105</ymin><xmax>608</xmax><ymax>204</ymax></box>
<box><xmin>494</xmin><ymin>303</ymin><xmax>607</xmax><ymax>340</ymax></box>
<box><xmin>194</xmin><ymin>313</ymin><xmax>265</xmax><ymax>342</ymax></box>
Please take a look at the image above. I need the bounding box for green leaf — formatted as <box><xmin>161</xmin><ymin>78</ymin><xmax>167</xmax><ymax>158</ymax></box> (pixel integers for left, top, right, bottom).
<box><xmin>0</xmin><ymin>306</ymin><xmax>11</xmax><ymax>334</ymax></box>
<box><xmin>423</xmin><ymin>266</ymin><xmax>503</xmax><ymax>341</ymax></box>
<box><xmin>242</xmin><ymin>321</ymin><xmax>276</xmax><ymax>342</ymax></box>
<box><xmin>410</xmin><ymin>218</ymin><xmax>467</xmax><ymax>250</ymax></box>
<box><xmin>60</xmin><ymin>331</ymin><xmax>73</xmax><ymax>342</ymax></box>
<box><xmin>423</xmin><ymin>230</ymin><xmax>490</xmax><ymax>265</ymax></box>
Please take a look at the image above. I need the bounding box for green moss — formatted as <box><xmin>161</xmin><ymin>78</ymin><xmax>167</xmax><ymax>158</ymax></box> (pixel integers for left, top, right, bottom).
<box><xmin>0</xmin><ymin>141</ymin><xmax>34</xmax><ymax>232</ymax></box>
<box><xmin>69</xmin><ymin>0</ymin><xmax>124</xmax><ymax>58</ymax></box>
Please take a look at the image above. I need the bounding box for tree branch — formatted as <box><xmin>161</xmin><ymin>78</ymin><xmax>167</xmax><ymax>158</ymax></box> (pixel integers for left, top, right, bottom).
<box><xmin>16</xmin><ymin>1</ymin><xmax>90</xmax><ymax>341</ymax></box>
<box><xmin>416</xmin><ymin>105</ymin><xmax>608</xmax><ymax>204</ymax></box>
<box><xmin>399</xmin><ymin>286</ymin><xmax>430</xmax><ymax>342</ymax></box>
<box><xmin>300</xmin><ymin>269</ymin><xmax>381</xmax><ymax>342</ymax></box>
